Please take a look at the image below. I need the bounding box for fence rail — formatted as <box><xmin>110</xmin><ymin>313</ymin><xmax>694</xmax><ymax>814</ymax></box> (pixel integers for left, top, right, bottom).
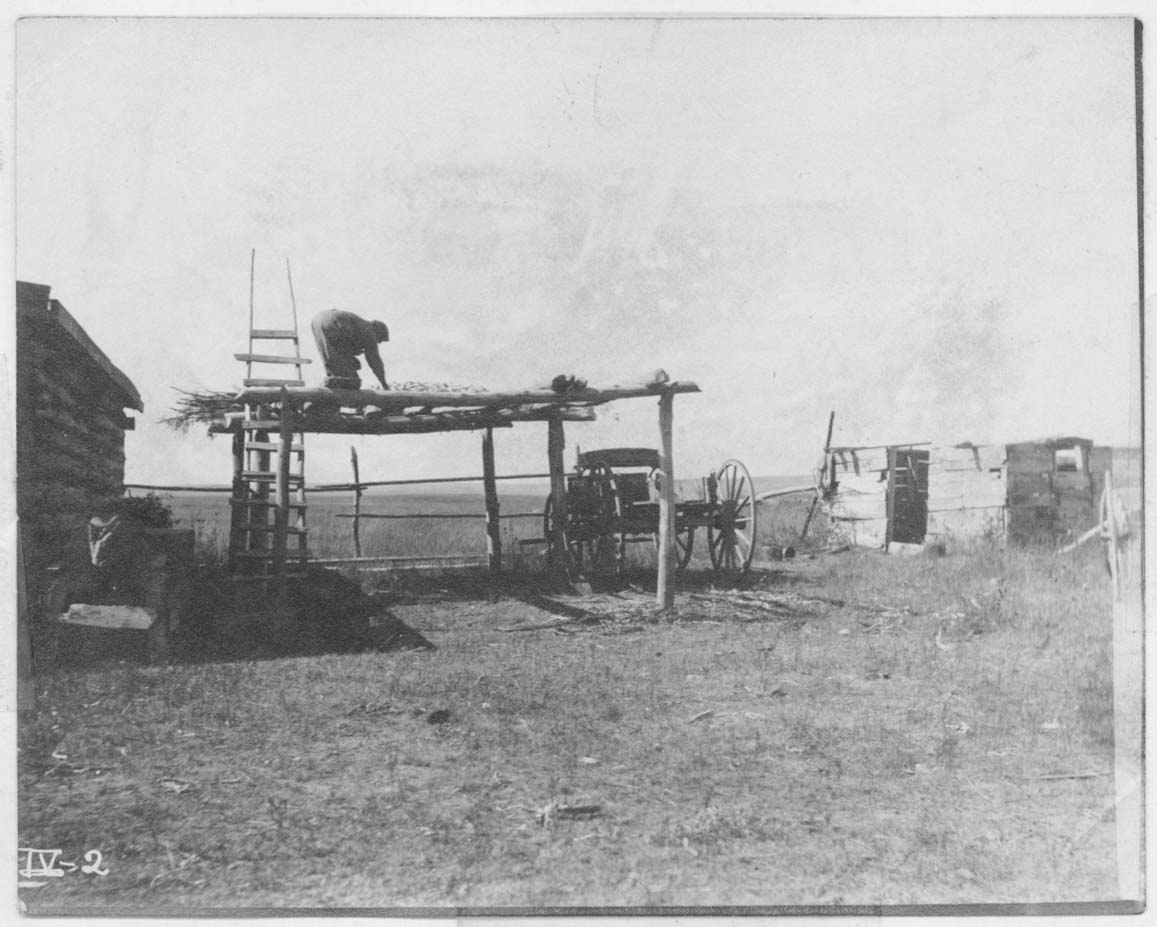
<box><xmin>130</xmin><ymin>463</ymin><xmax>551</xmax><ymax>570</ymax></box>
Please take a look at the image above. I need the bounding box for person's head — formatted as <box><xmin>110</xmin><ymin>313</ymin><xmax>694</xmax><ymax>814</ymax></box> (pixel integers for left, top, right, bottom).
<box><xmin>371</xmin><ymin>320</ymin><xmax>390</xmax><ymax>342</ymax></box>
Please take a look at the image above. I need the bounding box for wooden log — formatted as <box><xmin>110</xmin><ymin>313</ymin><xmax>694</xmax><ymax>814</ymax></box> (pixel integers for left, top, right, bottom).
<box><xmin>657</xmin><ymin>392</ymin><xmax>676</xmax><ymax>608</ymax></box>
<box><xmin>482</xmin><ymin>428</ymin><xmax>502</xmax><ymax>573</ymax></box>
<box><xmin>214</xmin><ymin>408</ymin><xmax>596</xmax><ymax>435</ymax></box>
<box><xmin>312</xmin><ymin>472</ymin><xmax>552</xmax><ymax>492</ymax></box>
<box><xmin>547</xmin><ymin>414</ymin><xmax>570</xmax><ymax>578</ymax></box>
<box><xmin>756</xmin><ymin>485</ymin><xmax>815</xmax><ymax>502</ymax></box>
<box><xmin>237</xmin><ymin>380</ymin><xmax>702</xmax><ymax>410</ymax></box>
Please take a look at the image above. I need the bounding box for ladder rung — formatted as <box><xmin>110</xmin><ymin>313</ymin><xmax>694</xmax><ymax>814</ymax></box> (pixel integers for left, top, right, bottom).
<box><xmin>235</xmin><ymin>353</ymin><xmax>311</xmax><ymax>365</ymax></box>
<box><xmin>245</xmin><ymin>441</ymin><xmax>304</xmax><ymax>452</ymax></box>
<box><xmin>251</xmin><ymin>329</ymin><xmax>299</xmax><ymax>340</ymax></box>
<box><xmin>241</xmin><ymin>420</ymin><xmax>284</xmax><ymax>430</ymax></box>
<box><xmin>241</xmin><ymin>472</ymin><xmax>305</xmax><ymax>483</ymax></box>
<box><xmin>244</xmin><ymin>378</ymin><xmax>305</xmax><ymax>387</ymax></box>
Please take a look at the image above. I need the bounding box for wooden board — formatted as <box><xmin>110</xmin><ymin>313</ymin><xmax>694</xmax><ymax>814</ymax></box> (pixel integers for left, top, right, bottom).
<box><xmin>234</xmin><ymin>353</ymin><xmax>311</xmax><ymax>365</ymax></box>
<box><xmin>830</xmin><ymin>448</ymin><xmax>890</xmax><ymax>475</ymax></box>
<box><xmin>933</xmin><ymin>444</ymin><xmax>1007</xmax><ymax>471</ymax></box>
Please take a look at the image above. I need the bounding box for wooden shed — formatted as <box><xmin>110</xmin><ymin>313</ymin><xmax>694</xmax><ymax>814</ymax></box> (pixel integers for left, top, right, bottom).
<box><xmin>16</xmin><ymin>281</ymin><xmax>143</xmax><ymax>597</ymax></box>
<box><xmin>822</xmin><ymin>436</ymin><xmax>1121</xmax><ymax>550</ymax></box>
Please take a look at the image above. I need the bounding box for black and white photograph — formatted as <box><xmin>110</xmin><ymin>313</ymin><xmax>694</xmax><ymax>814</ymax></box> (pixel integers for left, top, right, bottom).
<box><xmin>11</xmin><ymin>8</ymin><xmax>1145</xmax><ymax>917</ymax></box>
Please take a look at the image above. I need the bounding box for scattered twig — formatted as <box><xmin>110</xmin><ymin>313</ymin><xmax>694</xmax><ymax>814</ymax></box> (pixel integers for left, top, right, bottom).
<box><xmin>687</xmin><ymin>709</ymin><xmax>715</xmax><ymax>723</ymax></box>
<box><xmin>497</xmin><ymin>617</ymin><xmax>584</xmax><ymax>632</ymax></box>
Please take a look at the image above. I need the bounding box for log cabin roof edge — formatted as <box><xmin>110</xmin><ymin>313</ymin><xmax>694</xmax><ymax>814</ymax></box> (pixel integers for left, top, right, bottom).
<box><xmin>17</xmin><ymin>281</ymin><xmax>143</xmax><ymax>412</ymax></box>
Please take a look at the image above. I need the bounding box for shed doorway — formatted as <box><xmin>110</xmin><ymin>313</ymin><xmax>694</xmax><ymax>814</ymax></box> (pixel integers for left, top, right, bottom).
<box><xmin>888</xmin><ymin>447</ymin><xmax>930</xmax><ymax>545</ymax></box>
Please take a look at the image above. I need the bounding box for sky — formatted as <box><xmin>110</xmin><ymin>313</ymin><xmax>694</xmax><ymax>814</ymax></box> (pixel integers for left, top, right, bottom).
<box><xmin>14</xmin><ymin>15</ymin><xmax>1143</xmax><ymax>487</ymax></box>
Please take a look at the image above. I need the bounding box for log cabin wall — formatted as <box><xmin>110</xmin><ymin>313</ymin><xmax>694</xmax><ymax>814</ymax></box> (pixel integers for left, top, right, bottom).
<box><xmin>16</xmin><ymin>281</ymin><xmax>143</xmax><ymax>607</ymax></box>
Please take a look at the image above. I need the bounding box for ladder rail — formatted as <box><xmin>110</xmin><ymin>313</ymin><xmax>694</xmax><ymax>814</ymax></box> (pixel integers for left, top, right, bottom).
<box><xmin>230</xmin><ymin>250</ymin><xmax>311</xmax><ymax>581</ymax></box>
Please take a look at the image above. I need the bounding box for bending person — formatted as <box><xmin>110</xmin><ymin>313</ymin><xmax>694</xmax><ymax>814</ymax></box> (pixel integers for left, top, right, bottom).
<box><xmin>310</xmin><ymin>309</ymin><xmax>391</xmax><ymax>390</ymax></box>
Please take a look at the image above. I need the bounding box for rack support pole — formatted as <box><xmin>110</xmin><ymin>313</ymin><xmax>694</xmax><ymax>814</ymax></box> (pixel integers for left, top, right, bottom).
<box><xmin>657</xmin><ymin>391</ymin><xmax>676</xmax><ymax>608</ymax></box>
<box><xmin>547</xmin><ymin>414</ymin><xmax>570</xmax><ymax>579</ymax></box>
<box><xmin>482</xmin><ymin>428</ymin><xmax>502</xmax><ymax>573</ymax></box>
<box><xmin>350</xmin><ymin>446</ymin><xmax>362</xmax><ymax>558</ymax></box>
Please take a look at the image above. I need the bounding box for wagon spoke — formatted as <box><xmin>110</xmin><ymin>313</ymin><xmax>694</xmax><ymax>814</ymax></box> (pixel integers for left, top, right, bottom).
<box><xmin>708</xmin><ymin>459</ymin><xmax>757</xmax><ymax>577</ymax></box>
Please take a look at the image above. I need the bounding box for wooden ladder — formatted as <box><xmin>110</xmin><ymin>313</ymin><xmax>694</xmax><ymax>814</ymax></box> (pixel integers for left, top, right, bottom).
<box><xmin>228</xmin><ymin>252</ymin><xmax>311</xmax><ymax>583</ymax></box>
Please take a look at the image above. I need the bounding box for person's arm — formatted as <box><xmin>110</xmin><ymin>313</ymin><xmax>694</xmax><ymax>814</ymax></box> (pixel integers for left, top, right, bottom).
<box><xmin>364</xmin><ymin>343</ymin><xmax>389</xmax><ymax>389</ymax></box>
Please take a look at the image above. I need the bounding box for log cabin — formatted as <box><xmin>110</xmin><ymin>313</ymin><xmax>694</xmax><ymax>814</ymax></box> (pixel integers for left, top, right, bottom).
<box><xmin>16</xmin><ymin>281</ymin><xmax>143</xmax><ymax>611</ymax></box>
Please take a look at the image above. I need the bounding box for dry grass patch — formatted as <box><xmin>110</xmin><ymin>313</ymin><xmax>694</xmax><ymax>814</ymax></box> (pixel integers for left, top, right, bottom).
<box><xmin>19</xmin><ymin>537</ymin><xmax>1125</xmax><ymax>912</ymax></box>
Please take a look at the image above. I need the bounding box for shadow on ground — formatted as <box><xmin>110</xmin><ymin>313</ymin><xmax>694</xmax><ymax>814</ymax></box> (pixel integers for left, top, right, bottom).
<box><xmin>39</xmin><ymin>561</ymin><xmax>825</xmax><ymax>671</ymax></box>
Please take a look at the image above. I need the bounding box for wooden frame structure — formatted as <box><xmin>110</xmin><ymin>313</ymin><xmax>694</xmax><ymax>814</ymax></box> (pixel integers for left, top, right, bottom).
<box><xmin>211</xmin><ymin>379</ymin><xmax>700</xmax><ymax>607</ymax></box>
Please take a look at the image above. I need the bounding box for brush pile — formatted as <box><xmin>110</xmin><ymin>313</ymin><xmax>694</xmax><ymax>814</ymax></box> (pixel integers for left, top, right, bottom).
<box><xmin>161</xmin><ymin>389</ymin><xmax>242</xmax><ymax>431</ymax></box>
<box><xmin>162</xmin><ymin>381</ymin><xmax>493</xmax><ymax>431</ymax></box>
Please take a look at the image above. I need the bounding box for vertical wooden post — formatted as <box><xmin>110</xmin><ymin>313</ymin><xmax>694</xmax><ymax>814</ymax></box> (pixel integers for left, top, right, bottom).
<box><xmin>350</xmin><ymin>446</ymin><xmax>362</xmax><ymax>558</ymax></box>
<box><xmin>253</xmin><ymin>405</ymin><xmax>272</xmax><ymax>551</ymax></box>
<box><xmin>657</xmin><ymin>391</ymin><xmax>676</xmax><ymax>608</ymax></box>
<box><xmin>800</xmin><ymin>410</ymin><xmax>835</xmax><ymax>542</ymax></box>
<box><xmin>272</xmin><ymin>388</ymin><xmax>292</xmax><ymax>605</ymax></box>
<box><xmin>884</xmin><ymin>445</ymin><xmax>898</xmax><ymax>553</ymax></box>
<box><xmin>547</xmin><ymin>414</ymin><xmax>569</xmax><ymax>578</ymax></box>
<box><xmin>228</xmin><ymin>428</ymin><xmax>245</xmax><ymax>569</ymax></box>
<box><xmin>482</xmin><ymin>427</ymin><xmax>502</xmax><ymax>573</ymax></box>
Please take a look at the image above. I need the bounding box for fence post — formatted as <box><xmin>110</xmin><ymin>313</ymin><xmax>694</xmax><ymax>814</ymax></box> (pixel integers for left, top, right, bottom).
<box><xmin>482</xmin><ymin>428</ymin><xmax>502</xmax><ymax>572</ymax></box>
<box><xmin>350</xmin><ymin>446</ymin><xmax>362</xmax><ymax>558</ymax></box>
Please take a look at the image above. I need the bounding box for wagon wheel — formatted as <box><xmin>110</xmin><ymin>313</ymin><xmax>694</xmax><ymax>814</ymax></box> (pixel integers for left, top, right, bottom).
<box><xmin>708</xmin><ymin>459</ymin><xmax>757</xmax><ymax>576</ymax></box>
<box><xmin>543</xmin><ymin>469</ymin><xmax>625</xmax><ymax>578</ymax></box>
<box><xmin>588</xmin><ymin>466</ymin><xmax>627</xmax><ymax>576</ymax></box>
<box><xmin>646</xmin><ymin>467</ymin><xmax>694</xmax><ymax>571</ymax></box>
<box><xmin>653</xmin><ymin>525</ymin><xmax>695</xmax><ymax>571</ymax></box>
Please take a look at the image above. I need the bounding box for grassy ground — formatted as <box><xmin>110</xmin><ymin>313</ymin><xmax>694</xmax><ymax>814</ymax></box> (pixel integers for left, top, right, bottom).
<box><xmin>18</xmin><ymin>520</ymin><xmax>1127</xmax><ymax>913</ymax></box>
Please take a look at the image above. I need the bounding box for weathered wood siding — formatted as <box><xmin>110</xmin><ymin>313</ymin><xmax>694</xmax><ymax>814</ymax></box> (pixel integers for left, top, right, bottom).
<box><xmin>16</xmin><ymin>282</ymin><xmax>142</xmax><ymax>600</ymax></box>
<box><xmin>825</xmin><ymin>437</ymin><xmax>1117</xmax><ymax>550</ymax></box>
<box><xmin>925</xmin><ymin>444</ymin><xmax>1006</xmax><ymax>542</ymax></box>
<box><xmin>825</xmin><ymin>449</ymin><xmax>892</xmax><ymax>548</ymax></box>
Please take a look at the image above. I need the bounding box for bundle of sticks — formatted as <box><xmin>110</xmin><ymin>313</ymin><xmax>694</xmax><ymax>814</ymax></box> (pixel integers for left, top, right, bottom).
<box><xmin>162</xmin><ymin>381</ymin><xmax>492</xmax><ymax>430</ymax></box>
<box><xmin>161</xmin><ymin>389</ymin><xmax>242</xmax><ymax>431</ymax></box>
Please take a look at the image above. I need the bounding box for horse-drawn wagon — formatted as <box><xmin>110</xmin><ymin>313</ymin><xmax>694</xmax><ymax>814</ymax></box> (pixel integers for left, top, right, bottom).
<box><xmin>543</xmin><ymin>447</ymin><xmax>757</xmax><ymax>578</ymax></box>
